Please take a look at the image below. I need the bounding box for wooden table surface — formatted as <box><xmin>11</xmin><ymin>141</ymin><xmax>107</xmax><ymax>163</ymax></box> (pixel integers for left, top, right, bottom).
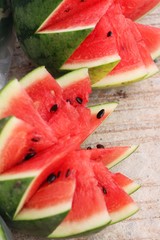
<box><xmin>9</xmin><ymin>7</ymin><xmax>160</xmax><ymax>240</ymax></box>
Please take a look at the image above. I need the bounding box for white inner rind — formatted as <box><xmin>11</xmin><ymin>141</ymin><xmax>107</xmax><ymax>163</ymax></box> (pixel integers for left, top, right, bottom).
<box><xmin>0</xmin><ymin>171</ymin><xmax>39</xmax><ymax>181</ymax></box>
<box><xmin>37</xmin><ymin>25</ymin><xmax>94</xmax><ymax>34</ymax></box>
<box><xmin>110</xmin><ymin>203</ymin><xmax>139</xmax><ymax>224</ymax></box>
<box><xmin>146</xmin><ymin>62</ymin><xmax>159</xmax><ymax>78</ymax></box>
<box><xmin>49</xmin><ymin>211</ymin><xmax>111</xmax><ymax>238</ymax></box>
<box><xmin>107</xmin><ymin>145</ymin><xmax>138</xmax><ymax>169</ymax></box>
<box><xmin>123</xmin><ymin>182</ymin><xmax>140</xmax><ymax>195</ymax></box>
<box><xmin>151</xmin><ymin>48</ymin><xmax>160</xmax><ymax>60</ymax></box>
<box><xmin>15</xmin><ymin>201</ymin><xmax>72</xmax><ymax>220</ymax></box>
<box><xmin>89</xmin><ymin>102</ymin><xmax>118</xmax><ymax>115</ymax></box>
<box><xmin>92</xmin><ymin>66</ymin><xmax>147</xmax><ymax>87</ymax></box>
<box><xmin>57</xmin><ymin>68</ymin><xmax>89</xmax><ymax>88</ymax></box>
<box><xmin>0</xmin><ymin>118</ymin><xmax>21</xmax><ymax>163</ymax></box>
<box><xmin>61</xmin><ymin>54</ymin><xmax>121</xmax><ymax>70</ymax></box>
<box><xmin>0</xmin><ymin>79</ymin><xmax>22</xmax><ymax>117</ymax></box>
<box><xmin>20</xmin><ymin>66</ymin><xmax>49</xmax><ymax>88</ymax></box>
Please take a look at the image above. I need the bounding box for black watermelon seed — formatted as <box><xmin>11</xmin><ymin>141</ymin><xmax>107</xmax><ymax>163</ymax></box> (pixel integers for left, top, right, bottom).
<box><xmin>76</xmin><ymin>97</ymin><xmax>83</xmax><ymax>104</ymax></box>
<box><xmin>31</xmin><ymin>137</ymin><xmax>40</xmax><ymax>142</ymax></box>
<box><xmin>96</xmin><ymin>109</ymin><xmax>105</xmax><ymax>119</ymax></box>
<box><xmin>65</xmin><ymin>169</ymin><xmax>71</xmax><ymax>178</ymax></box>
<box><xmin>87</xmin><ymin>147</ymin><xmax>92</xmax><ymax>150</ymax></box>
<box><xmin>107</xmin><ymin>31</ymin><xmax>112</xmax><ymax>37</ymax></box>
<box><xmin>24</xmin><ymin>150</ymin><xmax>36</xmax><ymax>161</ymax></box>
<box><xmin>97</xmin><ymin>144</ymin><xmax>104</xmax><ymax>149</ymax></box>
<box><xmin>47</xmin><ymin>173</ymin><xmax>56</xmax><ymax>183</ymax></box>
<box><xmin>50</xmin><ymin>104</ymin><xmax>58</xmax><ymax>112</ymax></box>
<box><xmin>102</xmin><ymin>186</ymin><xmax>107</xmax><ymax>195</ymax></box>
<box><xmin>154</xmin><ymin>59</ymin><xmax>158</xmax><ymax>63</ymax></box>
<box><xmin>57</xmin><ymin>171</ymin><xmax>61</xmax><ymax>178</ymax></box>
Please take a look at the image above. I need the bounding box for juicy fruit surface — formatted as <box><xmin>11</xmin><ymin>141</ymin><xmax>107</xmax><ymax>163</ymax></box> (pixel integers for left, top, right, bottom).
<box><xmin>0</xmin><ymin>67</ymin><xmax>139</xmax><ymax>238</ymax></box>
<box><xmin>12</xmin><ymin>0</ymin><xmax>159</xmax><ymax>85</ymax></box>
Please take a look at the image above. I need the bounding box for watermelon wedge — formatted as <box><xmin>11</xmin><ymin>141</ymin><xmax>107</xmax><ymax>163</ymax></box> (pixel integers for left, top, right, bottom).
<box><xmin>89</xmin><ymin>146</ymin><xmax>138</xmax><ymax>169</ymax></box>
<box><xmin>92</xmin><ymin>3</ymin><xmax>148</xmax><ymax>88</ymax></box>
<box><xmin>92</xmin><ymin>161</ymin><xmax>139</xmax><ymax>225</ymax></box>
<box><xmin>127</xmin><ymin>20</ymin><xmax>159</xmax><ymax>78</ymax></box>
<box><xmin>120</xmin><ymin>0</ymin><xmax>160</xmax><ymax>20</ymax></box>
<box><xmin>0</xmin><ymin>67</ymin><xmax>139</xmax><ymax>238</ymax></box>
<box><xmin>112</xmin><ymin>173</ymin><xmax>140</xmax><ymax>195</ymax></box>
<box><xmin>136</xmin><ymin>23</ymin><xmax>160</xmax><ymax>60</ymax></box>
<box><xmin>61</xmin><ymin>12</ymin><xmax>120</xmax><ymax>83</ymax></box>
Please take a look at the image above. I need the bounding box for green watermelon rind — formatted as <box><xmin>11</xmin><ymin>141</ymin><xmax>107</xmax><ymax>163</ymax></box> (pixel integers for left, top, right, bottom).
<box><xmin>0</xmin><ymin>216</ymin><xmax>13</xmax><ymax>240</ymax></box>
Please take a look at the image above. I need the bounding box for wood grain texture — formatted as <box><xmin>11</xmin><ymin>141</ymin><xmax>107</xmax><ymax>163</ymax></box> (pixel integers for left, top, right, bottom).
<box><xmin>9</xmin><ymin>6</ymin><xmax>160</xmax><ymax>240</ymax></box>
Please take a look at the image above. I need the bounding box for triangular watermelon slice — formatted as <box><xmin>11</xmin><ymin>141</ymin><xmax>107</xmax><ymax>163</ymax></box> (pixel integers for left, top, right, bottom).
<box><xmin>136</xmin><ymin>23</ymin><xmax>160</xmax><ymax>60</ymax></box>
<box><xmin>127</xmin><ymin>19</ymin><xmax>159</xmax><ymax>78</ymax></box>
<box><xmin>92</xmin><ymin>161</ymin><xmax>139</xmax><ymax>224</ymax></box>
<box><xmin>50</xmin><ymin>151</ymin><xmax>111</xmax><ymax>238</ymax></box>
<box><xmin>92</xmin><ymin>3</ymin><xmax>148</xmax><ymax>88</ymax></box>
<box><xmin>61</xmin><ymin>12</ymin><xmax>120</xmax><ymax>83</ymax></box>
<box><xmin>38</xmin><ymin>0</ymin><xmax>113</xmax><ymax>33</ymax></box>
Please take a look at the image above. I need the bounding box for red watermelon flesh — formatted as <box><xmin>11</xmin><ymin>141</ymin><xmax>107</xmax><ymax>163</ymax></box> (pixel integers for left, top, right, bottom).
<box><xmin>50</xmin><ymin>151</ymin><xmax>111</xmax><ymax>237</ymax></box>
<box><xmin>92</xmin><ymin>161</ymin><xmax>139</xmax><ymax>224</ymax></box>
<box><xmin>0</xmin><ymin>79</ymin><xmax>55</xmax><ymax>143</ymax></box>
<box><xmin>62</xmin><ymin>12</ymin><xmax>120</xmax><ymax>72</ymax></box>
<box><xmin>89</xmin><ymin>146</ymin><xmax>137</xmax><ymax>169</ymax></box>
<box><xmin>56</xmin><ymin>68</ymin><xmax>91</xmax><ymax>107</ymax></box>
<box><xmin>120</xmin><ymin>0</ymin><xmax>160</xmax><ymax>20</ymax></box>
<box><xmin>136</xmin><ymin>23</ymin><xmax>160</xmax><ymax>60</ymax></box>
<box><xmin>20</xmin><ymin>67</ymin><xmax>91</xmax><ymax>120</ymax></box>
<box><xmin>16</xmin><ymin>171</ymin><xmax>76</xmax><ymax>221</ymax></box>
<box><xmin>127</xmin><ymin>19</ymin><xmax>158</xmax><ymax>77</ymax></box>
<box><xmin>111</xmin><ymin>172</ymin><xmax>140</xmax><ymax>195</ymax></box>
<box><xmin>38</xmin><ymin>0</ymin><xmax>113</xmax><ymax>32</ymax></box>
<box><xmin>92</xmin><ymin>3</ymin><xmax>147</xmax><ymax>88</ymax></box>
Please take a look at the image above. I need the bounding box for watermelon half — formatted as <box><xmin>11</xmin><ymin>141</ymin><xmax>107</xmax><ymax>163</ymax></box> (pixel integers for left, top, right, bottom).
<box><xmin>0</xmin><ymin>67</ymin><xmax>139</xmax><ymax>238</ymax></box>
<box><xmin>11</xmin><ymin>0</ymin><xmax>160</xmax><ymax>87</ymax></box>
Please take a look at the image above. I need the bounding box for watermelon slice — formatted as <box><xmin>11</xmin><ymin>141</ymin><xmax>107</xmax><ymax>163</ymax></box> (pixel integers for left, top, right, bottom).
<box><xmin>136</xmin><ymin>23</ymin><xmax>160</xmax><ymax>60</ymax></box>
<box><xmin>61</xmin><ymin>12</ymin><xmax>120</xmax><ymax>83</ymax></box>
<box><xmin>50</xmin><ymin>151</ymin><xmax>138</xmax><ymax>238</ymax></box>
<box><xmin>13</xmin><ymin>171</ymin><xmax>76</xmax><ymax>237</ymax></box>
<box><xmin>92</xmin><ymin>161</ymin><xmax>139</xmax><ymax>224</ymax></box>
<box><xmin>0</xmin><ymin>79</ymin><xmax>55</xmax><ymax>143</ymax></box>
<box><xmin>120</xmin><ymin>0</ymin><xmax>160</xmax><ymax>20</ymax></box>
<box><xmin>0</xmin><ymin>67</ymin><xmax>139</xmax><ymax>238</ymax></box>
<box><xmin>89</xmin><ymin>146</ymin><xmax>138</xmax><ymax>169</ymax></box>
<box><xmin>92</xmin><ymin>3</ymin><xmax>148</xmax><ymax>88</ymax></box>
<box><xmin>37</xmin><ymin>0</ymin><xmax>113</xmax><ymax>33</ymax></box>
<box><xmin>112</xmin><ymin>172</ymin><xmax>140</xmax><ymax>195</ymax></box>
<box><xmin>127</xmin><ymin>20</ymin><xmax>159</xmax><ymax>78</ymax></box>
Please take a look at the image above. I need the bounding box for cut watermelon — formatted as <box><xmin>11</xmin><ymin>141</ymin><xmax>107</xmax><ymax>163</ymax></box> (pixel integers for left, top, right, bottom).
<box><xmin>92</xmin><ymin>161</ymin><xmax>139</xmax><ymax>224</ymax></box>
<box><xmin>127</xmin><ymin>20</ymin><xmax>159</xmax><ymax>78</ymax></box>
<box><xmin>38</xmin><ymin>0</ymin><xmax>113</xmax><ymax>33</ymax></box>
<box><xmin>0</xmin><ymin>79</ymin><xmax>55</xmax><ymax>143</ymax></box>
<box><xmin>112</xmin><ymin>173</ymin><xmax>140</xmax><ymax>195</ymax></box>
<box><xmin>61</xmin><ymin>12</ymin><xmax>120</xmax><ymax>83</ymax></box>
<box><xmin>136</xmin><ymin>23</ymin><xmax>160</xmax><ymax>60</ymax></box>
<box><xmin>0</xmin><ymin>67</ymin><xmax>139</xmax><ymax>238</ymax></box>
<box><xmin>92</xmin><ymin>3</ymin><xmax>148</xmax><ymax>88</ymax></box>
<box><xmin>89</xmin><ymin>146</ymin><xmax>138</xmax><ymax>169</ymax></box>
<box><xmin>120</xmin><ymin>0</ymin><xmax>160</xmax><ymax>20</ymax></box>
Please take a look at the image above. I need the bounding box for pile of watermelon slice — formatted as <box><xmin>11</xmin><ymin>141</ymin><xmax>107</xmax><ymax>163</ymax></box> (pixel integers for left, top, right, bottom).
<box><xmin>12</xmin><ymin>0</ymin><xmax>160</xmax><ymax>87</ymax></box>
<box><xmin>0</xmin><ymin>67</ymin><xmax>140</xmax><ymax>238</ymax></box>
